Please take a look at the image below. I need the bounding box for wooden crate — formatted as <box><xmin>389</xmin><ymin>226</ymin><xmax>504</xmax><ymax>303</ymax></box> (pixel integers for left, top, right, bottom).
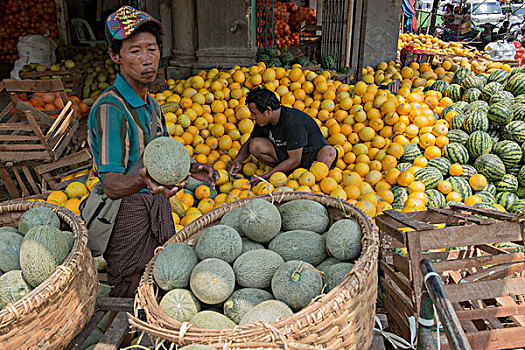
<box><xmin>0</xmin><ymin>79</ymin><xmax>80</xmax><ymax>164</ymax></box>
<box><xmin>19</xmin><ymin>63</ymin><xmax>84</xmax><ymax>96</ymax></box>
<box><xmin>377</xmin><ymin>204</ymin><xmax>525</xmax><ymax>349</ymax></box>
<box><xmin>0</xmin><ymin>149</ymin><xmax>92</xmax><ymax>199</ymax></box>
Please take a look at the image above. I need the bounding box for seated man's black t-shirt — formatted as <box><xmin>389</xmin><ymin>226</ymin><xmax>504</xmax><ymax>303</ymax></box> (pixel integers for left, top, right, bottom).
<box><xmin>249</xmin><ymin>106</ymin><xmax>327</xmax><ymax>168</ymax></box>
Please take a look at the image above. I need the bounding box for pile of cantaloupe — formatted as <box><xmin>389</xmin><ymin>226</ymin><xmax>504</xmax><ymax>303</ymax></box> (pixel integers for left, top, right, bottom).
<box><xmin>152</xmin><ymin>198</ymin><xmax>362</xmax><ymax>328</ymax></box>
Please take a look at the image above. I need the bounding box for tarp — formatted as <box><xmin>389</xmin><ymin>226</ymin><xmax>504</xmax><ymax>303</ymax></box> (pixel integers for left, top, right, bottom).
<box><xmin>403</xmin><ymin>0</ymin><xmax>418</xmax><ymax>32</ymax></box>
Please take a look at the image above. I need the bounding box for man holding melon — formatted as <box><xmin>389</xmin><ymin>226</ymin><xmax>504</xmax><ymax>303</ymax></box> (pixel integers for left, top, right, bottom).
<box><xmin>230</xmin><ymin>87</ymin><xmax>337</xmax><ymax>185</ymax></box>
<box><xmin>85</xmin><ymin>6</ymin><xmax>216</xmax><ymax>306</ymax></box>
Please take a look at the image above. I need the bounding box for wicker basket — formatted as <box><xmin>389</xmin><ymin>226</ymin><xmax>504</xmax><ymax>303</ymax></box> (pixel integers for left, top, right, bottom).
<box><xmin>0</xmin><ymin>201</ymin><xmax>98</xmax><ymax>349</ymax></box>
<box><xmin>129</xmin><ymin>192</ymin><xmax>379</xmax><ymax>350</ymax></box>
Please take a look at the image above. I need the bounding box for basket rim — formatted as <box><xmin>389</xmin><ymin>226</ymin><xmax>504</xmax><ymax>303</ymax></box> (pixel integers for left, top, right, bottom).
<box><xmin>0</xmin><ymin>200</ymin><xmax>91</xmax><ymax>329</ymax></box>
<box><xmin>131</xmin><ymin>192</ymin><xmax>379</xmax><ymax>344</ymax></box>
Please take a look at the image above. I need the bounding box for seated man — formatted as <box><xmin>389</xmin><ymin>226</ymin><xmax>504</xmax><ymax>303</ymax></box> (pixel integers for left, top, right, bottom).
<box><xmin>230</xmin><ymin>87</ymin><xmax>337</xmax><ymax>185</ymax></box>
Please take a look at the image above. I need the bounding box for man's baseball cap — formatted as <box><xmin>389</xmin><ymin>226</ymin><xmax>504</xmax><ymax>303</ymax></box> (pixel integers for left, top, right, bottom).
<box><xmin>105</xmin><ymin>6</ymin><xmax>163</xmax><ymax>42</ymax></box>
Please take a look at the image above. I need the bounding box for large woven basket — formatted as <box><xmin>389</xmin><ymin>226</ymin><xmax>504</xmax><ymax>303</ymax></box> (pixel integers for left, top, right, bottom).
<box><xmin>0</xmin><ymin>201</ymin><xmax>98</xmax><ymax>349</ymax></box>
<box><xmin>129</xmin><ymin>192</ymin><xmax>380</xmax><ymax>349</ymax></box>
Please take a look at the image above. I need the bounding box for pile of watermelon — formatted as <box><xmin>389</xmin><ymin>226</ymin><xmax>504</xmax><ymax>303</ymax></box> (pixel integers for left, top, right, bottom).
<box><xmin>0</xmin><ymin>207</ymin><xmax>73</xmax><ymax>309</ymax></box>
<box><xmin>152</xmin><ymin>198</ymin><xmax>362</xmax><ymax>329</ymax></box>
<box><xmin>405</xmin><ymin>67</ymin><xmax>525</xmax><ymax>212</ymax></box>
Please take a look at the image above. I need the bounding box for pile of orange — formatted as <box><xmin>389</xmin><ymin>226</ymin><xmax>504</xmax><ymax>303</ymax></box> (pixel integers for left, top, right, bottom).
<box><xmin>25</xmin><ymin>92</ymin><xmax>88</xmax><ymax>119</ymax></box>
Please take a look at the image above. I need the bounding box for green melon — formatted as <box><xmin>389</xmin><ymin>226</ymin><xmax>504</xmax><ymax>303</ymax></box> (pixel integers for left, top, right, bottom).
<box><xmin>493</xmin><ymin>140</ymin><xmax>522</xmax><ymax>168</ymax></box>
<box><xmin>223</xmin><ymin>288</ymin><xmax>274</xmax><ymax>324</ymax></box>
<box><xmin>190</xmin><ymin>310</ymin><xmax>236</xmax><ymax>329</ymax></box>
<box><xmin>239</xmin><ymin>199</ymin><xmax>281</xmax><ymax>243</ymax></box>
<box><xmin>484</xmin><ymin>181</ymin><xmax>497</xmax><ymax>195</ymax></box>
<box><xmin>448</xmin><ymin>176</ymin><xmax>472</xmax><ymax>201</ymax></box>
<box><xmin>20</xmin><ymin>225</ymin><xmax>68</xmax><ymax>287</ymax></box>
<box><xmin>488</xmin><ymin>69</ymin><xmax>510</xmax><ymax>85</ymax></box>
<box><xmin>465</xmin><ymin>100</ymin><xmax>489</xmax><ymax>115</ymax></box>
<box><xmin>153</xmin><ymin>243</ymin><xmax>198</xmax><ymax>291</ymax></box>
<box><xmin>446</xmin><ymin>129</ymin><xmax>469</xmax><ymax>145</ymax></box>
<box><xmin>278</xmin><ymin>199</ymin><xmax>329</xmax><ymax>233</ymax></box>
<box><xmin>503</xmin><ymin>121</ymin><xmax>525</xmax><ymax>143</ymax></box>
<box><xmin>326</xmin><ymin>219</ymin><xmax>362</xmax><ymax>260</ymax></box>
<box><xmin>450</xmin><ymin>114</ymin><xmax>466</xmax><ymax>130</ymax></box>
<box><xmin>159</xmin><ymin>289</ymin><xmax>201</xmax><ymax>322</ymax></box>
<box><xmin>462</xmin><ymin>88</ymin><xmax>481</xmax><ymax>103</ymax></box>
<box><xmin>460</xmin><ymin>164</ymin><xmax>478</xmax><ymax>179</ymax></box>
<box><xmin>0</xmin><ymin>230</ymin><xmax>23</xmax><ymax>272</ymax></box>
<box><xmin>239</xmin><ymin>300</ymin><xmax>293</xmax><ymax>326</ymax></box>
<box><xmin>195</xmin><ymin>225</ymin><xmax>242</xmax><ymax>264</ymax></box>
<box><xmin>474</xmin><ymin>154</ymin><xmax>506</xmax><ymax>182</ymax></box>
<box><xmin>190</xmin><ymin>258</ymin><xmax>235</xmax><ymax>304</ymax></box>
<box><xmin>396</xmin><ymin>162</ymin><xmax>413</xmax><ymax>173</ymax></box>
<box><xmin>495</xmin><ymin>192</ymin><xmax>519</xmax><ymax>211</ymax></box>
<box><xmin>505</xmin><ymin>73</ymin><xmax>525</xmax><ymax>95</ymax></box>
<box><xmin>143</xmin><ymin>137</ymin><xmax>191</xmax><ymax>185</ymax></box>
<box><xmin>519</xmin><ymin>165</ymin><xmax>525</xmax><ymax>186</ymax></box>
<box><xmin>414</xmin><ymin>167</ymin><xmax>443</xmax><ymax>190</ymax></box>
<box><xmin>62</xmin><ymin>230</ymin><xmax>74</xmax><ymax>252</ymax></box>
<box><xmin>512</xmin><ymin>103</ymin><xmax>525</xmax><ymax>121</ymax></box>
<box><xmin>428</xmin><ymin>157</ymin><xmax>452</xmax><ymax>176</ymax></box>
<box><xmin>400</xmin><ymin>143</ymin><xmax>423</xmax><ymax>163</ymax></box>
<box><xmin>462</xmin><ymin>75</ymin><xmax>484</xmax><ymax>91</ymax></box>
<box><xmin>475</xmin><ymin>191</ymin><xmax>496</xmax><ymax>204</ymax></box>
<box><xmin>18</xmin><ymin>207</ymin><xmax>60</xmax><ymax>235</ymax></box>
<box><xmin>481</xmin><ymin>81</ymin><xmax>504</xmax><ymax>102</ymax></box>
<box><xmin>495</xmin><ymin>174</ymin><xmax>518</xmax><ymax>193</ymax></box>
<box><xmin>510</xmin><ymin>200</ymin><xmax>525</xmax><ymax>214</ymax></box>
<box><xmin>0</xmin><ymin>270</ymin><xmax>32</xmax><ymax>309</ymax></box>
<box><xmin>271</xmin><ymin>260</ymin><xmax>322</xmax><ymax>311</ymax></box>
<box><xmin>490</xmin><ymin>91</ymin><xmax>514</xmax><ymax>105</ymax></box>
<box><xmin>316</xmin><ymin>257</ymin><xmax>344</xmax><ymax>273</ymax></box>
<box><xmin>515</xmin><ymin>94</ymin><xmax>525</xmax><ymax>103</ymax></box>
<box><xmin>324</xmin><ymin>263</ymin><xmax>354</xmax><ymax>292</ymax></box>
<box><xmin>463</xmin><ymin>111</ymin><xmax>489</xmax><ymax>133</ymax></box>
<box><xmin>442</xmin><ymin>142</ymin><xmax>469</xmax><ymax>164</ymax></box>
<box><xmin>453</xmin><ymin>68</ymin><xmax>473</xmax><ymax>85</ymax></box>
<box><xmin>431</xmin><ymin>80</ymin><xmax>449</xmax><ymax>94</ymax></box>
<box><xmin>426</xmin><ymin>189</ymin><xmax>446</xmax><ymax>209</ymax></box>
<box><xmin>219</xmin><ymin>207</ymin><xmax>244</xmax><ymax>236</ymax></box>
<box><xmin>233</xmin><ymin>249</ymin><xmax>284</xmax><ymax>288</ymax></box>
<box><xmin>241</xmin><ymin>237</ymin><xmax>264</xmax><ymax>254</ymax></box>
<box><xmin>466</xmin><ymin>131</ymin><xmax>493</xmax><ymax>158</ymax></box>
<box><xmin>0</xmin><ymin>226</ymin><xmax>20</xmax><ymax>234</ymax></box>
<box><xmin>269</xmin><ymin>230</ymin><xmax>327</xmax><ymax>265</ymax></box>
<box><xmin>488</xmin><ymin>102</ymin><xmax>513</xmax><ymax>126</ymax></box>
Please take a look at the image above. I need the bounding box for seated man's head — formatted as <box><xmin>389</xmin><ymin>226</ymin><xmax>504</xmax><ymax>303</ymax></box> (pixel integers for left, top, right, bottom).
<box><xmin>105</xmin><ymin>6</ymin><xmax>163</xmax><ymax>85</ymax></box>
<box><xmin>246</xmin><ymin>87</ymin><xmax>281</xmax><ymax>126</ymax></box>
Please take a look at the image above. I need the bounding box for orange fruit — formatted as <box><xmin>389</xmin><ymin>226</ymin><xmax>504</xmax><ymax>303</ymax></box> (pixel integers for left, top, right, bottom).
<box><xmin>469</xmin><ymin>174</ymin><xmax>487</xmax><ymax>191</ymax></box>
<box><xmin>438</xmin><ymin>180</ymin><xmax>452</xmax><ymax>195</ymax></box>
<box><xmin>449</xmin><ymin>163</ymin><xmax>463</xmax><ymax>176</ymax></box>
<box><xmin>195</xmin><ymin>185</ymin><xmax>211</xmax><ymax>200</ymax></box>
<box><xmin>320</xmin><ymin>177</ymin><xmax>338</xmax><ymax>194</ymax></box>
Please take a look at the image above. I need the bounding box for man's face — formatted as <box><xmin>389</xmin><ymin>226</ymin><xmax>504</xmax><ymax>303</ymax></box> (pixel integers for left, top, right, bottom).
<box><xmin>110</xmin><ymin>31</ymin><xmax>160</xmax><ymax>85</ymax></box>
<box><xmin>248</xmin><ymin>102</ymin><xmax>272</xmax><ymax>126</ymax></box>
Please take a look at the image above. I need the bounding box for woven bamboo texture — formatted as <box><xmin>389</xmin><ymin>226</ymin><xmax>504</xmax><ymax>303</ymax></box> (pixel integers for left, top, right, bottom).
<box><xmin>0</xmin><ymin>201</ymin><xmax>98</xmax><ymax>349</ymax></box>
<box><xmin>130</xmin><ymin>192</ymin><xmax>380</xmax><ymax>350</ymax></box>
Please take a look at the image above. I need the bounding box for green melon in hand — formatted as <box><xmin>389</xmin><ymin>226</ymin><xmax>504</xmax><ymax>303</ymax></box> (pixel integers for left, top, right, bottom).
<box><xmin>0</xmin><ymin>270</ymin><xmax>32</xmax><ymax>309</ymax></box>
<box><xmin>325</xmin><ymin>219</ymin><xmax>363</xmax><ymax>260</ymax></box>
<box><xmin>20</xmin><ymin>225</ymin><xmax>68</xmax><ymax>288</ymax></box>
<box><xmin>190</xmin><ymin>258</ymin><xmax>235</xmax><ymax>304</ymax></box>
<box><xmin>195</xmin><ymin>225</ymin><xmax>242</xmax><ymax>264</ymax></box>
<box><xmin>153</xmin><ymin>243</ymin><xmax>198</xmax><ymax>291</ymax></box>
<box><xmin>271</xmin><ymin>260</ymin><xmax>323</xmax><ymax>312</ymax></box>
<box><xmin>143</xmin><ymin>136</ymin><xmax>191</xmax><ymax>185</ymax></box>
<box><xmin>18</xmin><ymin>207</ymin><xmax>60</xmax><ymax>235</ymax></box>
<box><xmin>159</xmin><ymin>289</ymin><xmax>201</xmax><ymax>322</ymax></box>
<box><xmin>223</xmin><ymin>288</ymin><xmax>274</xmax><ymax>324</ymax></box>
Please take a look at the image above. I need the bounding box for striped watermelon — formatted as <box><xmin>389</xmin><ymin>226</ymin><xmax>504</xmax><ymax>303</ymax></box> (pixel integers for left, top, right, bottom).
<box><xmin>460</xmin><ymin>164</ymin><xmax>477</xmax><ymax>179</ymax></box>
<box><xmin>446</xmin><ymin>129</ymin><xmax>470</xmax><ymax>145</ymax></box>
<box><xmin>480</xmin><ymin>82</ymin><xmax>504</xmax><ymax>102</ymax></box>
<box><xmin>488</xmin><ymin>102</ymin><xmax>513</xmax><ymax>126</ymax></box>
<box><xmin>474</xmin><ymin>202</ymin><xmax>499</xmax><ymax>211</ymax></box>
<box><xmin>428</xmin><ymin>157</ymin><xmax>452</xmax><ymax>176</ymax></box>
<box><xmin>453</xmin><ymin>101</ymin><xmax>469</xmax><ymax>111</ymax></box>
<box><xmin>505</xmin><ymin>73</ymin><xmax>525</xmax><ymax>96</ymax></box>
<box><xmin>391</xmin><ymin>186</ymin><xmax>408</xmax><ymax>208</ymax></box>
<box><xmin>514</xmin><ymin>94</ymin><xmax>525</xmax><ymax>104</ymax></box>
<box><xmin>502</xmin><ymin>121</ymin><xmax>525</xmax><ymax>143</ymax></box>
<box><xmin>462</xmin><ymin>75</ymin><xmax>484</xmax><ymax>91</ymax></box>
<box><xmin>400</xmin><ymin>143</ymin><xmax>422</xmax><ymax>163</ymax></box>
<box><xmin>512</xmin><ymin>103</ymin><xmax>525</xmax><ymax>121</ymax></box>
<box><xmin>448</xmin><ymin>176</ymin><xmax>473</xmax><ymax>201</ymax></box>
<box><xmin>474</xmin><ymin>154</ymin><xmax>506</xmax><ymax>181</ymax></box>
<box><xmin>464</xmin><ymin>100</ymin><xmax>489</xmax><ymax>115</ymax></box>
<box><xmin>425</xmin><ymin>189</ymin><xmax>446</xmax><ymax>208</ymax></box>
<box><xmin>495</xmin><ymin>174</ymin><xmax>518</xmax><ymax>193</ymax></box>
<box><xmin>516</xmin><ymin>185</ymin><xmax>525</xmax><ymax>199</ymax></box>
<box><xmin>477</xmin><ymin>74</ymin><xmax>489</xmax><ymax>85</ymax></box>
<box><xmin>510</xmin><ymin>199</ymin><xmax>525</xmax><ymax>214</ymax></box>
<box><xmin>445</xmin><ymin>84</ymin><xmax>463</xmax><ymax>102</ymax></box>
<box><xmin>462</xmin><ymin>88</ymin><xmax>481</xmax><ymax>103</ymax></box>
<box><xmin>475</xmin><ymin>191</ymin><xmax>496</xmax><ymax>204</ymax></box>
<box><xmin>453</xmin><ymin>67</ymin><xmax>473</xmax><ymax>85</ymax></box>
<box><xmin>463</xmin><ymin>111</ymin><xmax>489</xmax><ymax>133</ymax></box>
<box><xmin>506</xmin><ymin>165</ymin><xmax>521</xmax><ymax>177</ymax></box>
<box><xmin>490</xmin><ymin>91</ymin><xmax>514</xmax><ymax>105</ymax></box>
<box><xmin>488</xmin><ymin>69</ymin><xmax>510</xmax><ymax>85</ymax></box>
<box><xmin>495</xmin><ymin>192</ymin><xmax>518</xmax><ymax>211</ymax></box>
<box><xmin>446</xmin><ymin>200</ymin><xmax>464</xmax><ymax>208</ymax></box>
<box><xmin>442</xmin><ymin>142</ymin><xmax>469</xmax><ymax>164</ymax></box>
<box><xmin>414</xmin><ymin>167</ymin><xmax>443</xmax><ymax>190</ymax></box>
<box><xmin>450</xmin><ymin>114</ymin><xmax>466</xmax><ymax>130</ymax></box>
<box><xmin>511</xmin><ymin>66</ymin><xmax>525</xmax><ymax>76</ymax></box>
<box><xmin>441</xmin><ymin>104</ymin><xmax>463</xmax><ymax>118</ymax></box>
<box><xmin>487</xmin><ymin>128</ymin><xmax>501</xmax><ymax>144</ymax></box>
<box><xmin>396</xmin><ymin>162</ymin><xmax>412</xmax><ymax>173</ymax></box>
<box><xmin>484</xmin><ymin>181</ymin><xmax>497</xmax><ymax>195</ymax></box>
<box><xmin>466</xmin><ymin>131</ymin><xmax>493</xmax><ymax>158</ymax></box>
<box><xmin>492</xmin><ymin>140</ymin><xmax>522</xmax><ymax>168</ymax></box>
<box><xmin>430</xmin><ymin>80</ymin><xmax>449</xmax><ymax>95</ymax></box>
<box><xmin>518</xmin><ymin>165</ymin><xmax>525</xmax><ymax>186</ymax></box>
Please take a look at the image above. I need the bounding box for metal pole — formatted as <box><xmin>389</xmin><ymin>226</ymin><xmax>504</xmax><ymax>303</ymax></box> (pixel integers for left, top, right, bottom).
<box><xmin>420</xmin><ymin>259</ymin><xmax>472</xmax><ymax>350</ymax></box>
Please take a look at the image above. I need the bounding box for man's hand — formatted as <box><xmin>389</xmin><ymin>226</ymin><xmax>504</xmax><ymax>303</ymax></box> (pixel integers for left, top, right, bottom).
<box><xmin>190</xmin><ymin>163</ymin><xmax>219</xmax><ymax>188</ymax></box>
<box><xmin>229</xmin><ymin>160</ymin><xmax>242</xmax><ymax>176</ymax></box>
<box><xmin>139</xmin><ymin>167</ymin><xmax>185</xmax><ymax>198</ymax></box>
